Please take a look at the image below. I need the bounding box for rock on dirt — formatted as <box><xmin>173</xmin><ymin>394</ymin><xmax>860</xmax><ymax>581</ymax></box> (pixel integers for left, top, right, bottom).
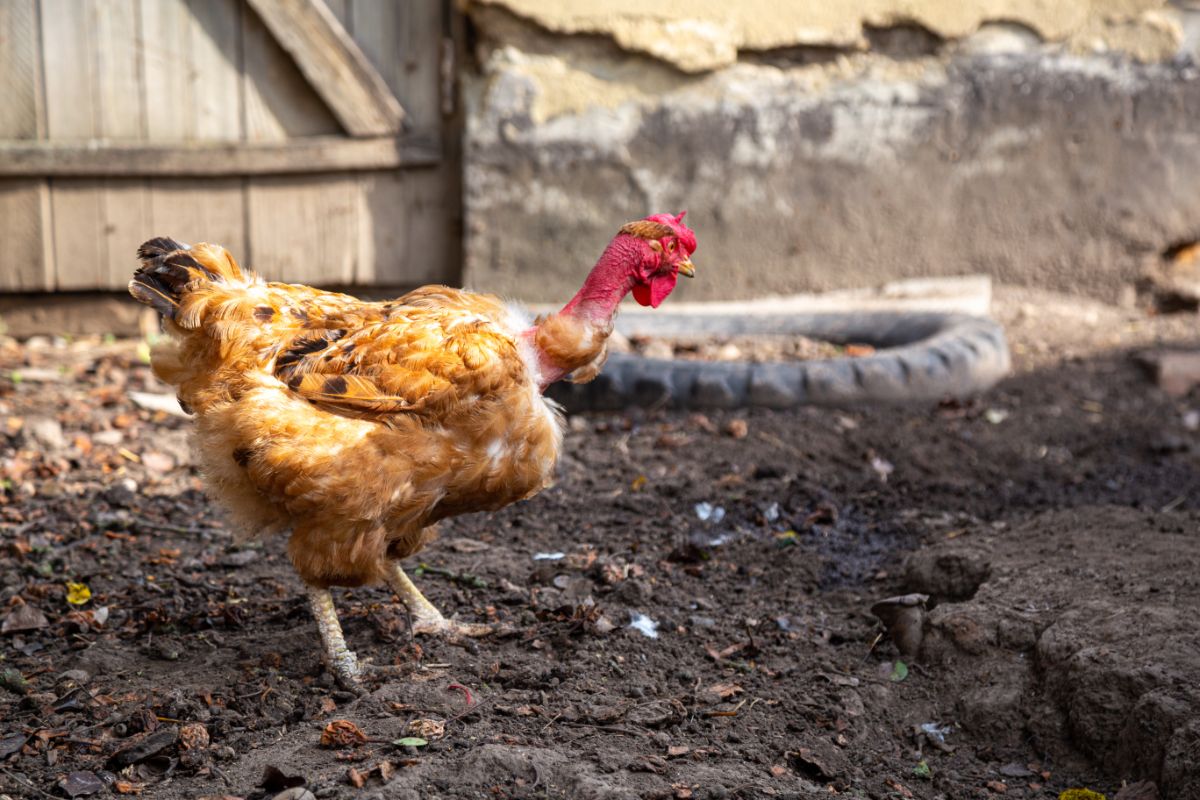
<box><xmin>22</xmin><ymin>416</ymin><xmax>65</xmax><ymax>451</ymax></box>
<box><xmin>904</xmin><ymin>548</ymin><xmax>992</xmax><ymax>602</ymax></box>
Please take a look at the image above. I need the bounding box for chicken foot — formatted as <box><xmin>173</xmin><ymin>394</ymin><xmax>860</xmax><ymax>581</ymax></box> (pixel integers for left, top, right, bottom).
<box><xmin>306</xmin><ymin>566</ymin><xmax>498</xmax><ymax>690</ymax></box>
<box><xmin>386</xmin><ymin>563</ymin><xmax>494</xmax><ymax>639</ymax></box>
<box><xmin>307</xmin><ymin>586</ymin><xmax>365</xmax><ymax>688</ymax></box>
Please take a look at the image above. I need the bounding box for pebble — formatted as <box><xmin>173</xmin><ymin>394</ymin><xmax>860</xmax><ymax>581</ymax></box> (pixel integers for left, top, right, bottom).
<box><xmin>93</xmin><ymin>430</ymin><xmax>124</xmax><ymax>446</ymax></box>
<box><xmin>273</xmin><ymin>789</ymin><xmax>316</xmax><ymax>800</ymax></box>
<box><xmin>641</xmin><ymin>340</ymin><xmax>674</xmax><ymax>360</ymax></box>
<box><xmin>220</xmin><ymin>550</ymin><xmax>260</xmax><ymax>568</ymax></box>
<box><xmin>716</xmin><ymin>343</ymin><xmax>741</xmax><ymax>360</ymax></box>
<box><xmin>25</xmin><ymin>417</ymin><xmax>65</xmax><ymax>451</ymax></box>
<box><xmin>140</xmin><ymin>452</ymin><xmax>175</xmax><ymax>474</ymax></box>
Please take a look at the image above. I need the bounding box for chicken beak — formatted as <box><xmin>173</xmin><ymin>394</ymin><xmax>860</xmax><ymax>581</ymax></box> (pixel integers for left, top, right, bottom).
<box><xmin>677</xmin><ymin>258</ymin><xmax>696</xmax><ymax>278</ymax></box>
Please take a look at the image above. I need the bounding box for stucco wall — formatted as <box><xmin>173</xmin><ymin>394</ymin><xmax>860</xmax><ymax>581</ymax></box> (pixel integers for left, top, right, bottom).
<box><xmin>473</xmin><ymin>0</ymin><xmax>1183</xmax><ymax>69</ymax></box>
<box><xmin>461</xmin><ymin>1</ymin><xmax>1200</xmax><ymax>303</ymax></box>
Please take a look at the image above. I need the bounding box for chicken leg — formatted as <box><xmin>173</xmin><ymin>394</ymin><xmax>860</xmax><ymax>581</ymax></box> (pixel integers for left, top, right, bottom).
<box><xmin>307</xmin><ymin>586</ymin><xmax>363</xmax><ymax>688</ymax></box>
<box><xmin>386</xmin><ymin>563</ymin><xmax>493</xmax><ymax>638</ymax></box>
<box><xmin>307</xmin><ymin>566</ymin><xmax>497</xmax><ymax>690</ymax></box>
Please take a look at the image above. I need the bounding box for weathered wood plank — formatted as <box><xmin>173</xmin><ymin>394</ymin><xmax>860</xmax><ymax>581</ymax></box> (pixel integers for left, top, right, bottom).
<box><xmin>350</xmin><ymin>0</ymin><xmax>441</xmax><ymax>133</ymax></box>
<box><xmin>140</xmin><ymin>0</ymin><xmax>243</xmax><ymax>141</ymax></box>
<box><xmin>188</xmin><ymin>0</ymin><xmax>242</xmax><ymax>141</ymax></box>
<box><xmin>140</xmin><ymin>0</ymin><xmax>195</xmax><ymax>139</ymax></box>
<box><xmin>347</xmin><ymin>1</ymin><xmax>456</xmax><ymax>286</ymax></box>
<box><xmin>0</xmin><ymin>1</ymin><xmax>51</xmax><ymax>290</ymax></box>
<box><xmin>362</xmin><ymin>167</ymin><xmax>458</xmax><ymax>286</ymax></box>
<box><xmin>40</xmin><ymin>0</ymin><xmax>98</xmax><ymax>139</ymax></box>
<box><xmin>0</xmin><ymin>180</ymin><xmax>52</xmax><ymax>291</ymax></box>
<box><xmin>41</xmin><ymin>4</ymin><xmax>108</xmax><ymax>290</ymax></box>
<box><xmin>49</xmin><ymin>180</ymin><xmax>106</xmax><ymax>289</ymax></box>
<box><xmin>93</xmin><ymin>1</ymin><xmax>151</xmax><ymax>283</ymax></box>
<box><xmin>94</xmin><ymin>0</ymin><xmax>144</xmax><ymax>139</ymax></box>
<box><xmin>247</xmin><ymin>174</ymin><xmax>361</xmax><ymax>284</ymax></box>
<box><xmin>0</xmin><ymin>0</ymin><xmax>44</xmax><ymax>139</ymax></box>
<box><xmin>99</xmin><ymin>180</ymin><xmax>150</xmax><ymax>285</ymax></box>
<box><xmin>0</xmin><ymin>137</ymin><xmax>438</xmax><ymax>176</ymax></box>
<box><xmin>244</xmin><ymin>0</ymin><xmax>404</xmax><ymax>136</ymax></box>
<box><xmin>242</xmin><ymin>0</ymin><xmax>341</xmax><ymax>141</ymax></box>
<box><xmin>148</xmin><ymin>177</ymin><xmax>246</xmax><ymax>259</ymax></box>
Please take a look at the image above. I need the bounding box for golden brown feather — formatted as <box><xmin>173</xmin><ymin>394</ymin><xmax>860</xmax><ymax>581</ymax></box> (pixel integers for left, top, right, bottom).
<box><xmin>129</xmin><ymin>241</ymin><xmax>562</xmax><ymax>589</ymax></box>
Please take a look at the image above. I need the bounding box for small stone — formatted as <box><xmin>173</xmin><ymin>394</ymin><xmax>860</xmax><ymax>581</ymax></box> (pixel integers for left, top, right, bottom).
<box><xmin>24</xmin><ymin>417</ymin><xmax>65</xmax><ymax>451</ymax></box>
<box><xmin>140</xmin><ymin>452</ymin><xmax>175</xmax><ymax>474</ymax></box>
<box><xmin>58</xmin><ymin>771</ymin><xmax>104</xmax><ymax>797</ymax></box>
<box><xmin>93</xmin><ymin>430</ymin><xmax>123</xmax><ymax>446</ymax></box>
<box><xmin>642</xmin><ymin>340</ymin><xmax>674</xmax><ymax>360</ymax></box>
<box><xmin>1139</xmin><ymin>350</ymin><xmax>1200</xmax><ymax>397</ymax></box>
<box><xmin>273</xmin><ymin>790</ymin><xmax>316</xmax><ymax>800</ymax></box>
<box><xmin>220</xmin><ymin>549</ymin><xmax>259</xmax><ymax>568</ymax></box>
<box><xmin>723</xmin><ymin>419</ymin><xmax>749</xmax><ymax>439</ymax></box>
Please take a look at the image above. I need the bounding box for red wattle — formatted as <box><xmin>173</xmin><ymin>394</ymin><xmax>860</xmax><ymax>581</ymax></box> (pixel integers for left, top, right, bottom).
<box><xmin>632</xmin><ymin>273</ymin><xmax>678</xmax><ymax>307</ymax></box>
<box><xmin>649</xmin><ymin>273</ymin><xmax>677</xmax><ymax>308</ymax></box>
<box><xmin>632</xmin><ymin>283</ymin><xmax>653</xmax><ymax>307</ymax></box>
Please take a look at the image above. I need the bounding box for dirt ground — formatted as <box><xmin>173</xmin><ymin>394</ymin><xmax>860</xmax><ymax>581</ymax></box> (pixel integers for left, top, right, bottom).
<box><xmin>1</xmin><ymin>288</ymin><xmax>1197</xmax><ymax>800</ymax></box>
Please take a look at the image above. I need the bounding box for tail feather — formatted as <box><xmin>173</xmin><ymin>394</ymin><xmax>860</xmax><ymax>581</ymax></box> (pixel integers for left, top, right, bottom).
<box><xmin>136</xmin><ymin>237</ymin><xmax>190</xmax><ymax>261</ymax></box>
<box><xmin>129</xmin><ymin>238</ymin><xmax>245</xmax><ymax>326</ymax></box>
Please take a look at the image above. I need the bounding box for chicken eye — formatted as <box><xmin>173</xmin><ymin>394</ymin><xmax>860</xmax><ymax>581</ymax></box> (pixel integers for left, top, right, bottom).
<box><xmin>666</xmin><ymin>240</ymin><xmax>676</xmax><ymax>253</ymax></box>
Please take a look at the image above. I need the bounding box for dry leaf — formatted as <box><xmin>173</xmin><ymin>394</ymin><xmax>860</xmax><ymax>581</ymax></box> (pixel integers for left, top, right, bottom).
<box><xmin>407</xmin><ymin>718</ymin><xmax>445</xmax><ymax>741</ymax></box>
<box><xmin>2</xmin><ymin>603</ymin><xmax>48</xmax><ymax>633</ymax></box>
<box><xmin>321</xmin><ymin>720</ymin><xmax>367</xmax><ymax>748</ymax></box>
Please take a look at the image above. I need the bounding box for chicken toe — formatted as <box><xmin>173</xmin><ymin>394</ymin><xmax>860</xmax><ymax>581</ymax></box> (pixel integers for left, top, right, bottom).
<box><xmin>386</xmin><ymin>563</ymin><xmax>502</xmax><ymax>641</ymax></box>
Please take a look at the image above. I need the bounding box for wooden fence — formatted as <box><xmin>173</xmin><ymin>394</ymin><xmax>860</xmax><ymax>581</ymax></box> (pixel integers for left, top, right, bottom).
<box><xmin>0</xmin><ymin>0</ymin><xmax>459</xmax><ymax>293</ymax></box>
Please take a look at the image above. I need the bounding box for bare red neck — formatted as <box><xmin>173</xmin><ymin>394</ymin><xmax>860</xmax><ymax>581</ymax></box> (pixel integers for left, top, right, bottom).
<box><xmin>557</xmin><ymin>235</ymin><xmax>644</xmax><ymax>324</ymax></box>
<box><xmin>521</xmin><ymin>235</ymin><xmax>645</xmax><ymax>389</ymax></box>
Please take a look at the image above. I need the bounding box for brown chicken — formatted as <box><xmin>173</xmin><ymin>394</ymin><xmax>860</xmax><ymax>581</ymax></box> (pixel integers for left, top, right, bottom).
<box><xmin>128</xmin><ymin>212</ymin><xmax>697</xmax><ymax>687</ymax></box>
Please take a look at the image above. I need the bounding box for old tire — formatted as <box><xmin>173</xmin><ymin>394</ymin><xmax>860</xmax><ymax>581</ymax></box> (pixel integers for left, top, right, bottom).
<box><xmin>547</xmin><ymin>311</ymin><xmax>1010</xmax><ymax>411</ymax></box>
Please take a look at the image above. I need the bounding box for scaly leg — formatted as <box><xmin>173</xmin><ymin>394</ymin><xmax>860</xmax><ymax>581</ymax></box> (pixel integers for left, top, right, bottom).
<box><xmin>307</xmin><ymin>586</ymin><xmax>362</xmax><ymax>688</ymax></box>
<box><xmin>386</xmin><ymin>563</ymin><xmax>494</xmax><ymax>638</ymax></box>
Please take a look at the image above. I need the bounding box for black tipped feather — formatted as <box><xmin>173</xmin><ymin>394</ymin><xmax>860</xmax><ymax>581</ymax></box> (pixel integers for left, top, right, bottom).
<box><xmin>137</xmin><ymin>237</ymin><xmax>189</xmax><ymax>261</ymax></box>
<box><xmin>129</xmin><ymin>237</ymin><xmax>221</xmax><ymax>322</ymax></box>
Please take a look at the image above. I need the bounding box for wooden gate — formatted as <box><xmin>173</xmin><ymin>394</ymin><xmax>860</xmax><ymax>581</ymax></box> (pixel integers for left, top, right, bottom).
<box><xmin>0</xmin><ymin>0</ymin><xmax>459</xmax><ymax>293</ymax></box>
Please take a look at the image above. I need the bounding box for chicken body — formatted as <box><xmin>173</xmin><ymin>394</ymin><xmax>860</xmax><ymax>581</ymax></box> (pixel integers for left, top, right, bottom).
<box><xmin>129</xmin><ymin>214</ymin><xmax>697</xmax><ymax>687</ymax></box>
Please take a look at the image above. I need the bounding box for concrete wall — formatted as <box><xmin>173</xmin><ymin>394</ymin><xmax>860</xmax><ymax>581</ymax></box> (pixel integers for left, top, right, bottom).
<box><xmin>461</xmin><ymin>0</ymin><xmax>1200</xmax><ymax>303</ymax></box>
